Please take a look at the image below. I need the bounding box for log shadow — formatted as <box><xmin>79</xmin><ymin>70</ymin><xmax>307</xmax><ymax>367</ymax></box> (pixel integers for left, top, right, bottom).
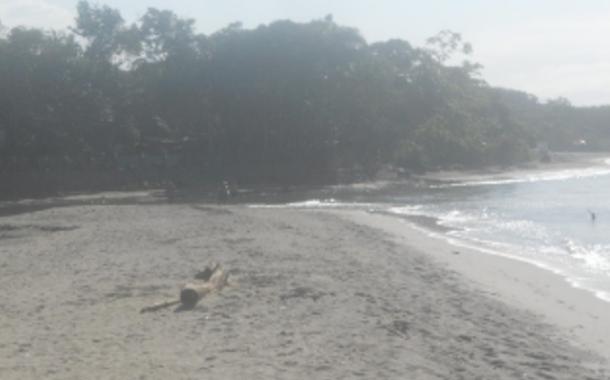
<box><xmin>174</xmin><ymin>304</ymin><xmax>207</xmax><ymax>313</ymax></box>
<box><xmin>174</xmin><ymin>304</ymin><xmax>194</xmax><ymax>313</ymax></box>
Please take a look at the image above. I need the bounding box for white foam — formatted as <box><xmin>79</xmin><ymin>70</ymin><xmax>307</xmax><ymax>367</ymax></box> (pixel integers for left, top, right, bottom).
<box><xmin>431</xmin><ymin>163</ymin><xmax>610</xmax><ymax>189</ymax></box>
<box><xmin>249</xmin><ymin>199</ymin><xmax>375</xmax><ymax>209</ymax></box>
<box><xmin>329</xmin><ymin>181</ymin><xmax>394</xmax><ymax>191</ymax></box>
<box><xmin>439</xmin><ymin>210</ymin><xmax>478</xmax><ymax>224</ymax></box>
<box><xmin>566</xmin><ymin>242</ymin><xmax>610</xmax><ymax>273</ymax></box>
<box><xmin>387</xmin><ymin>205</ymin><xmax>424</xmax><ymax>216</ymax></box>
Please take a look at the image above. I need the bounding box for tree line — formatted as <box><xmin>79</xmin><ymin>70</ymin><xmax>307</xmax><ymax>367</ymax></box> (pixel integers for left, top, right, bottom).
<box><xmin>1</xmin><ymin>2</ymin><xmax>609</xmax><ymax>197</ymax></box>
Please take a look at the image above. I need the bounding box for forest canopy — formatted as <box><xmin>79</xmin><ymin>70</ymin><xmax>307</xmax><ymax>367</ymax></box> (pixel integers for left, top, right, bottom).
<box><xmin>1</xmin><ymin>2</ymin><xmax>609</xmax><ymax>196</ymax></box>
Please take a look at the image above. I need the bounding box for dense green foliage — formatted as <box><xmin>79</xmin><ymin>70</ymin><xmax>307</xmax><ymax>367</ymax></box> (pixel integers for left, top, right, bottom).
<box><xmin>1</xmin><ymin>2</ymin><xmax>609</xmax><ymax>195</ymax></box>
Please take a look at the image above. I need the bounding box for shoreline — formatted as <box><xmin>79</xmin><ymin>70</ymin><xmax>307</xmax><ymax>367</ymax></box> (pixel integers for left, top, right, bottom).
<box><xmin>337</xmin><ymin>209</ymin><xmax>610</xmax><ymax>360</ymax></box>
<box><xmin>377</xmin><ymin>208</ymin><xmax>610</xmax><ymax>306</ymax></box>
<box><xmin>3</xmin><ymin>151</ymin><xmax>608</xmax><ymax>203</ymax></box>
<box><xmin>416</xmin><ymin>151</ymin><xmax>610</xmax><ymax>186</ymax></box>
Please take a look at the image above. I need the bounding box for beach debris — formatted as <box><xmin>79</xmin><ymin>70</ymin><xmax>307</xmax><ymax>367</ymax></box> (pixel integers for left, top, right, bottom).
<box><xmin>194</xmin><ymin>263</ymin><xmax>219</xmax><ymax>281</ymax></box>
<box><xmin>181</xmin><ymin>263</ymin><xmax>229</xmax><ymax>308</ymax></box>
<box><xmin>139</xmin><ymin>299</ymin><xmax>180</xmax><ymax>313</ymax></box>
<box><xmin>140</xmin><ymin>263</ymin><xmax>229</xmax><ymax>313</ymax></box>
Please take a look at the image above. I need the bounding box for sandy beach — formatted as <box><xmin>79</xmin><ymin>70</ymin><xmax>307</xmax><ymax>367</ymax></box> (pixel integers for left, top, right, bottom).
<box><xmin>1</xmin><ymin>200</ymin><xmax>610</xmax><ymax>379</ymax></box>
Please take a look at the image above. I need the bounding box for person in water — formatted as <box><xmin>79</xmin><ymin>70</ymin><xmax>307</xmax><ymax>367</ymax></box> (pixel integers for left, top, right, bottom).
<box><xmin>588</xmin><ymin>209</ymin><xmax>596</xmax><ymax>222</ymax></box>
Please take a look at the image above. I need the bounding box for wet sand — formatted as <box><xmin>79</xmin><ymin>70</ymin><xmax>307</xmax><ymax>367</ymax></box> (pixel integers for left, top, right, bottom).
<box><xmin>1</xmin><ymin>202</ymin><xmax>609</xmax><ymax>379</ymax></box>
<box><xmin>343</xmin><ymin>211</ymin><xmax>610</xmax><ymax>359</ymax></box>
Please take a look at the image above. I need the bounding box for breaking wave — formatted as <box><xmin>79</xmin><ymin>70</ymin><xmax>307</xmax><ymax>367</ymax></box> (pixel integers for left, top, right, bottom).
<box><xmin>431</xmin><ymin>160</ymin><xmax>610</xmax><ymax>188</ymax></box>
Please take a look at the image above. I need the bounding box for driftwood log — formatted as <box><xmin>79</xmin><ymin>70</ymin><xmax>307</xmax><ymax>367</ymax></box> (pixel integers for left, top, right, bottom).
<box><xmin>140</xmin><ymin>263</ymin><xmax>229</xmax><ymax>313</ymax></box>
<box><xmin>180</xmin><ymin>264</ymin><xmax>229</xmax><ymax>308</ymax></box>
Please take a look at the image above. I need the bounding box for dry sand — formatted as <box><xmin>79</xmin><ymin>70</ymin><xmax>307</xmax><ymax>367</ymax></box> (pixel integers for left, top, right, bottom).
<box><xmin>1</xmin><ymin>201</ymin><xmax>610</xmax><ymax>379</ymax></box>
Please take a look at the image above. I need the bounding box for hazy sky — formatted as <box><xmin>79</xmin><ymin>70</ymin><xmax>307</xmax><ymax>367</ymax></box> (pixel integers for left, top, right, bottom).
<box><xmin>2</xmin><ymin>0</ymin><xmax>610</xmax><ymax>106</ymax></box>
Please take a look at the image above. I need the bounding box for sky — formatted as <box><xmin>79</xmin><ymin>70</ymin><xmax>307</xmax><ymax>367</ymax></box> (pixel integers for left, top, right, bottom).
<box><xmin>1</xmin><ymin>0</ymin><xmax>610</xmax><ymax>106</ymax></box>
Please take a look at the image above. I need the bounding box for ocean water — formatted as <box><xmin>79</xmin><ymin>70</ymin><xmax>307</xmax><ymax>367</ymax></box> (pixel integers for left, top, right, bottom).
<box><xmin>252</xmin><ymin>157</ymin><xmax>610</xmax><ymax>302</ymax></box>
